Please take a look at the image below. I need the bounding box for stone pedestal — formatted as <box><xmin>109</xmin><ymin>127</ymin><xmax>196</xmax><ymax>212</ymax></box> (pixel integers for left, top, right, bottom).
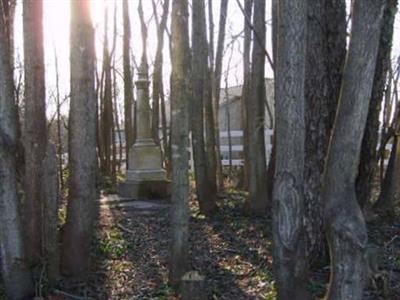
<box><xmin>118</xmin><ymin>60</ymin><xmax>170</xmax><ymax>199</ymax></box>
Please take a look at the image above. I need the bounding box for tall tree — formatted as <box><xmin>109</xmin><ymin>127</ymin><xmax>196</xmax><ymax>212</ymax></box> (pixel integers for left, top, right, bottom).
<box><xmin>191</xmin><ymin>0</ymin><xmax>217</xmax><ymax>216</ymax></box>
<box><xmin>151</xmin><ymin>0</ymin><xmax>170</xmax><ymax>151</ymax></box>
<box><xmin>123</xmin><ymin>0</ymin><xmax>134</xmax><ymax>169</ymax></box>
<box><xmin>273</xmin><ymin>1</ymin><xmax>308</xmax><ymax>299</ymax></box>
<box><xmin>212</xmin><ymin>0</ymin><xmax>228</xmax><ymax>190</ymax></box>
<box><xmin>274</xmin><ymin>0</ymin><xmax>309</xmax><ymax>299</ymax></box>
<box><xmin>0</xmin><ymin>2</ymin><xmax>34</xmax><ymax>298</ymax></box>
<box><xmin>356</xmin><ymin>0</ymin><xmax>398</xmax><ymax>209</ymax></box>
<box><xmin>23</xmin><ymin>0</ymin><xmax>47</xmax><ymax>265</ymax></box>
<box><xmin>169</xmin><ymin>0</ymin><xmax>191</xmax><ymax>288</ymax></box>
<box><xmin>100</xmin><ymin>8</ymin><xmax>113</xmax><ymax>176</ymax></box>
<box><xmin>241</xmin><ymin>0</ymin><xmax>252</xmax><ymax>190</ymax></box>
<box><xmin>304</xmin><ymin>0</ymin><xmax>346</xmax><ymax>265</ymax></box>
<box><xmin>245</xmin><ymin>0</ymin><xmax>268</xmax><ymax>214</ymax></box>
<box><xmin>322</xmin><ymin>0</ymin><xmax>385</xmax><ymax>298</ymax></box>
<box><xmin>204</xmin><ymin>0</ymin><xmax>218</xmax><ymax>197</ymax></box>
<box><xmin>62</xmin><ymin>0</ymin><xmax>97</xmax><ymax>278</ymax></box>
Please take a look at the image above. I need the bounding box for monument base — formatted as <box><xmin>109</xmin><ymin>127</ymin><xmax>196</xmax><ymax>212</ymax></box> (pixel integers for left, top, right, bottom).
<box><xmin>118</xmin><ymin>179</ymin><xmax>171</xmax><ymax>199</ymax></box>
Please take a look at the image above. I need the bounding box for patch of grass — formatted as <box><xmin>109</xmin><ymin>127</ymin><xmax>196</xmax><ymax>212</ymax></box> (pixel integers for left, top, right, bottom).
<box><xmin>96</xmin><ymin>227</ymin><xmax>128</xmax><ymax>259</ymax></box>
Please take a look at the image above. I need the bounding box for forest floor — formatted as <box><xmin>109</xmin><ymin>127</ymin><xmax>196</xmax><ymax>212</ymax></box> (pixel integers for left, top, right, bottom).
<box><xmin>1</xmin><ymin>187</ymin><xmax>399</xmax><ymax>299</ymax></box>
<box><xmin>57</xmin><ymin>188</ymin><xmax>400</xmax><ymax>300</ymax></box>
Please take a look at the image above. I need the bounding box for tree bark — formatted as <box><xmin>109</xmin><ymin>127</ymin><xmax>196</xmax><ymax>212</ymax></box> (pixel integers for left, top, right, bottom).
<box><xmin>374</xmin><ymin>132</ymin><xmax>400</xmax><ymax>216</ymax></box>
<box><xmin>304</xmin><ymin>0</ymin><xmax>346</xmax><ymax>266</ymax></box>
<box><xmin>204</xmin><ymin>0</ymin><xmax>218</xmax><ymax>203</ymax></box>
<box><xmin>0</xmin><ymin>4</ymin><xmax>34</xmax><ymax>298</ymax></box>
<box><xmin>245</xmin><ymin>0</ymin><xmax>268</xmax><ymax>214</ymax></box>
<box><xmin>62</xmin><ymin>0</ymin><xmax>97</xmax><ymax>278</ymax></box>
<box><xmin>123</xmin><ymin>0</ymin><xmax>134</xmax><ymax>170</ymax></box>
<box><xmin>240</xmin><ymin>0</ymin><xmax>252</xmax><ymax>191</ymax></box>
<box><xmin>356</xmin><ymin>0</ymin><xmax>398</xmax><ymax>209</ymax></box>
<box><xmin>23</xmin><ymin>0</ymin><xmax>47</xmax><ymax>266</ymax></box>
<box><xmin>322</xmin><ymin>1</ymin><xmax>385</xmax><ymax>299</ymax></box>
<box><xmin>272</xmin><ymin>1</ymin><xmax>308</xmax><ymax>299</ymax></box>
<box><xmin>152</xmin><ymin>0</ymin><xmax>170</xmax><ymax>149</ymax></box>
<box><xmin>169</xmin><ymin>0</ymin><xmax>191</xmax><ymax>289</ymax></box>
<box><xmin>191</xmin><ymin>0</ymin><xmax>217</xmax><ymax>216</ymax></box>
<box><xmin>212</xmin><ymin>0</ymin><xmax>228</xmax><ymax>191</ymax></box>
<box><xmin>100</xmin><ymin>8</ymin><xmax>113</xmax><ymax>176</ymax></box>
<box><xmin>41</xmin><ymin>142</ymin><xmax>60</xmax><ymax>285</ymax></box>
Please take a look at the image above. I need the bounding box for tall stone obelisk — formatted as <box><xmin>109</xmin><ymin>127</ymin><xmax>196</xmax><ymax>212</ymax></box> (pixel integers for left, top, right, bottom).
<box><xmin>118</xmin><ymin>59</ymin><xmax>170</xmax><ymax>199</ymax></box>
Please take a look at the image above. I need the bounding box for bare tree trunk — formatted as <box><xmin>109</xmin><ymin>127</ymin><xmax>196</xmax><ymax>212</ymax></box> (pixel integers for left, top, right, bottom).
<box><xmin>100</xmin><ymin>8</ymin><xmax>113</xmax><ymax>176</ymax></box>
<box><xmin>123</xmin><ymin>0</ymin><xmax>134</xmax><ymax>170</ymax></box>
<box><xmin>169</xmin><ymin>0</ymin><xmax>191</xmax><ymax>289</ymax></box>
<box><xmin>212</xmin><ymin>0</ymin><xmax>228</xmax><ymax>191</ymax></box>
<box><xmin>0</xmin><ymin>4</ymin><xmax>35</xmax><ymax>298</ymax></box>
<box><xmin>272</xmin><ymin>1</ymin><xmax>308</xmax><ymax>299</ymax></box>
<box><xmin>322</xmin><ymin>1</ymin><xmax>385</xmax><ymax>299</ymax></box>
<box><xmin>304</xmin><ymin>0</ymin><xmax>346</xmax><ymax>266</ymax></box>
<box><xmin>356</xmin><ymin>0</ymin><xmax>398</xmax><ymax>209</ymax></box>
<box><xmin>54</xmin><ymin>49</ymin><xmax>65</xmax><ymax>191</ymax></box>
<box><xmin>62</xmin><ymin>0</ymin><xmax>97</xmax><ymax>278</ymax></box>
<box><xmin>245</xmin><ymin>0</ymin><xmax>268</xmax><ymax>214</ymax></box>
<box><xmin>203</xmin><ymin>0</ymin><xmax>219</xmax><ymax>198</ymax></box>
<box><xmin>111</xmin><ymin>3</ymin><xmax>118</xmax><ymax>182</ymax></box>
<box><xmin>41</xmin><ymin>142</ymin><xmax>60</xmax><ymax>285</ymax></box>
<box><xmin>191</xmin><ymin>0</ymin><xmax>217</xmax><ymax>216</ymax></box>
<box><xmin>152</xmin><ymin>0</ymin><xmax>170</xmax><ymax>148</ymax></box>
<box><xmin>240</xmin><ymin>0</ymin><xmax>252</xmax><ymax>191</ymax></box>
<box><xmin>23</xmin><ymin>0</ymin><xmax>47</xmax><ymax>266</ymax></box>
<box><xmin>374</xmin><ymin>132</ymin><xmax>400</xmax><ymax>216</ymax></box>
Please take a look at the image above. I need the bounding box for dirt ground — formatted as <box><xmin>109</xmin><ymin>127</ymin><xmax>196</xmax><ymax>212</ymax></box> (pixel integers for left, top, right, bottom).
<box><xmin>0</xmin><ymin>189</ymin><xmax>399</xmax><ymax>299</ymax></box>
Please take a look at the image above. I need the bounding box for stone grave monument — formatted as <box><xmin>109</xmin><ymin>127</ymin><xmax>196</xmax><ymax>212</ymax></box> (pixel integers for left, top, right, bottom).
<box><xmin>118</xmin><ymin>59</ymin><xmax>170</xmax><ymax>199</ymax></box>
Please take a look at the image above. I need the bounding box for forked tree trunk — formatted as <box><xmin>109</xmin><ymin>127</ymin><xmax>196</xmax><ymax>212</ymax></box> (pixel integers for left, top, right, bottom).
<box><xmin>304</xmin><ymin>0</ymin><xmax>346</xmax><ymax>266</ymax></box>
<box><xmin>245</xmin><ymin>0</ymin><xmax>268</xmax><ymax>214</ymax></box>
<box><xmin>0</xmin><ymin>4</ymin><xmax>34</xmax><ymax>298</ymax></box>
<box><xmin>62</xmin><ymin>0</ymin><xmax>97</xmax><ymax>278</ymax></box>
<box><xmin>169</xmin><ymin>0</ymin><xmax>191</xmax><ymax>289</ymax></box>
<box><xmin>322</xmin><ymin>1</ymin><xmax>385</xmax><ymax>299</ymax></box>
<box><xmin>191</xmin><ymin>0</ymin><xmax>217</xmax><ymax>216</ymax></box>
<box><xmin>356</xmin><ymin>0</ymin><xmax>398</xmax><ymax>209</ymax></box>
<box><xmin>272</xmin><ymin>1</ymin><xmax>308</xmax><ymax>299</ymax></box>
<box><xmin>123</xmin><ymin>0</ymin><xmax>134</xmax><ymax>169</ymax></box>
<box><xmin>23</xmin><ymin>0</ymin><xmax>47</xmax><ymax>266</ymax></box>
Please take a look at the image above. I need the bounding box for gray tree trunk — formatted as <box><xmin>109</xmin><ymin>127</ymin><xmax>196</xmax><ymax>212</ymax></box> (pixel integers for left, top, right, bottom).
<box><xmin>304</xmin><ymin>0</ymin><xmax>346</xmax><ymax>266</ymax></box>
<box><xmin>357</xmin><ymin>0</ymin><xmax>398</xmax><ymax>209</ymax></box>
<box><xmin>100</xmin><ymin>8</ymin><xmax>113</xmax><ymax>176</ymax></box>
<box><xmin>123</xmin><ymin>0</ymin><xmax>134</xmax><ymax>170</ymax></box>
<box><xmin>0</xmin><ymin>4</ymin><xmax>34</xmax><ymax>298</ymax></box>
<box><xmin>151</xmin><ymin>0</ymin><xmax>169</xmax><ymax>144</ymax></box>
<box><xmin>191</xmin><ymin>0</ymin><xmax>217</xmax><ymax>216</ymax></box>
<box><xmin>169</xmin><ymin>0</ymin><xmax>191</xmax><ymax>289</ymax></box>
<box><xmin>240</xmin><ymin>0</ymin><xmax>252</xmax><ymax>191</ymax></box>
<box><xmin>212</xmin><ymin>0</ymin><xmax>228</xmax><ymax>191</ymax></box>
<box><xmin>322</xmin><ymin>1</ymin><xmax>386</xmax><ymax>299</ymax></box>
<box><xmin>245</xmin><ymin>0</ymin><xmax>268</xmax><ymax>214</ymax></box>
<box><xmin>23</xmin><ymin>0</ymin><xmax>47</xmax><ymax>266</ymax></box>
<box><xmin>272</xmin><ymin>0</ymin><xmax>308</xmax><ymax>299</ymax></box>
<box><xmin>41</xmin><ymin>142</ymin><xmax>60</xmax><ymax>284</ymax></box>
<box><xmin>204</xmin><ymin>0</ymin><xmax>218</xmax><ymax>202</ymax></box>
<box><xmin>374</xmin><ymin>133</ymin><xmax>400</xmax><ymax>216</ymax></box>
<box><xmin>62</xmin><ymin>0</ymin><xmax>97</xmax><ymax>278</ymax></box>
